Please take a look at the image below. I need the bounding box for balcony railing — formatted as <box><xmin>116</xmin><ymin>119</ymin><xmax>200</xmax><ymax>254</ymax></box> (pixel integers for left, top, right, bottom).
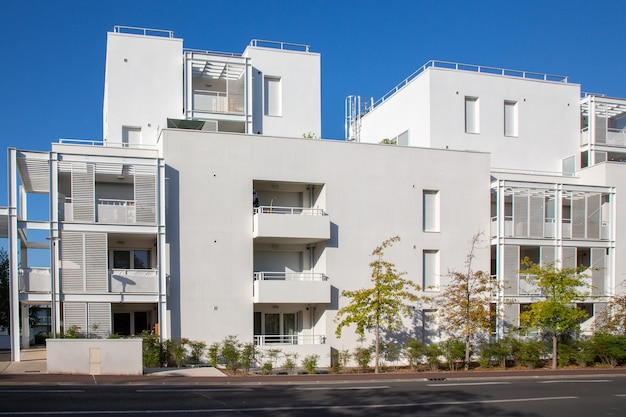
<box><xmin>254</xmin><ymin>334</ymin><xmax>326</xmax><ymax>345</ymax></box>
<box><xmin>109</xmin><ymin>269</ymin><xmax>158</xmax><ymax>293</ymax></box>
<box><xmin>192</xmin><ymin>90</ymin><xmax>244</xmax><ymax>115</ymax></box>
<box><xmin>97</xmin><ymin>199</ymin><xmax>136</xmax><ymax>224</ymax></box>
<box><xmin>519</xmin><ymin>274</ymin><xmax>541</xmax><ymax>296</ymax></box>
<box><xmin>254</xmin><ymin>272</ymin><xmax>328</xmax><ymax>281</ymax></box>
<box><xmin>254</xmin><ymin>206</ymin><xmax>326</xmax><ymax>216</ymax></box>
<box><xmin>580</xmin><ymin>127</ymin><xmax>626</xmax><ymax>148</ymax></box>
<box><xmin>19</xmin><ymin>268</ymin><xmax>51</xmax><ymax>293</ymax></box>
<box><xmin>490</xmin><ymin>216</ymin><xmax>608</xmax><ymax>240</ymax></box>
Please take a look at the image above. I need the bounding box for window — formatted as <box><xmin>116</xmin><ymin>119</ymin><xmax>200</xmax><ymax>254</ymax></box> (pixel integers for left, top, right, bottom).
<box><xmin>504</xmin><ymin>101</ymin><xmax>518</xmax><ymax>137</ymax></box>
<box><xmin>264</xmin><ymin>76</ymin><xmax>282</xmax><ymax>116</ymax></box>
<box><xmin>423</xmin><ymin>250</ymin><xmax>440</xmax><ymax>290</ymax></box>
<box><xmin>423</xmin><ymin>190</ymin><xmax>440</xmax><ymax>232</ymax></box>
<box><xmin>111</xmin><ymin>249</ymin><xmax>151</xmax><ymax>269</ymax></box>
<box><xmin>465</xmin><ymin>97</ymin><xmax>479</xmax><ymax>134</ymax></box>
<box><xmin>122</xmin><ymin>126</ymin><xmax>141</xmax><ymax>147</ymax></box>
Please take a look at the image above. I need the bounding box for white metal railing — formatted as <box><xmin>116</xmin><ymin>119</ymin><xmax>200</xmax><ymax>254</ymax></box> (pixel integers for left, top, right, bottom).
<box><xmin>249</xmin><ymin>39</ymin><xmax>310</xmax><ymax>52</ymax></box>
<box><xmin>580</xmin><ymin>127</ymin><xmax>626</xmax><ymax>148</ymax></box>
<box><xmin>184</xmin><ymin>48</ymin><xmax>241</xmax><ymax>57</ymax></box>
<box><xmin>254</xmin><ymin>206</ymin><xmax>327</xmax><ymax>216</ymax></box>
<box><xmin>192</xmin><ymin>90</ymin><xmax>244</xmax><ymax>114</ymax></box>
<box><xmin>114</xmin><ymin>26</ymin><xmax>174</xmax><ymax>38</ymax></box>
<box><xmin>362</xmin><ymin>60</ymin><xmax>568</xmax><ymax>115</ymax></box>
<box><xmin>97</xmin><ymin>199</ymin><xmax>136</xmax><ymax>224</ymax></box>
<box><xmin>58</xmin><ymin>138</ymin><xmax>158</xmax><ymax>149</ymax></box>
<box><xmin>254</xmin><ymin>272</ymin><xmax>328</xmax><ymax>281</ymax></box>
<box><xmin>254</xmin><ymin>334</ymin><xmax>326</xmax><ymax>345</ymax></box>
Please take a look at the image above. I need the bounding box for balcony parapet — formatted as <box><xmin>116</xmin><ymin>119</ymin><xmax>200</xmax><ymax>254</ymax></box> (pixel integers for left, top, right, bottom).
<box><xmin>109</xmin><ymin>269</ymin><xmax>158</xmax><ymax>293</ymax></box>
<box><xmin>253</xmin><ymin>206</ymin><xmax>330</xmax><ymax>243</ymax></box>
<box><xmin>19</xmin><ymin>268</ymin><xmax>51</xmax><ymax>293</ymax></box>
<box><xmin>253</xmin><ymin>271</ymin><xmax>330</xmax><ymax>304</ymax></box>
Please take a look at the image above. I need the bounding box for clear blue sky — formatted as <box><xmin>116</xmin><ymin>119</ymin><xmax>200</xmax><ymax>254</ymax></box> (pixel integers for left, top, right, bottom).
<box><xmin>1</xmin><ymin>0</ymin><xmax>625</xmax><ymax>207</ymax></box>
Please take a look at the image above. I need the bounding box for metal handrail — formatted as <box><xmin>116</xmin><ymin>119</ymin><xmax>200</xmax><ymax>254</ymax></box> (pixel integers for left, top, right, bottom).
<box><xmin>254</xmin><ymin>206</ymin><xmax>327</xmax><ymax>216</ymax></box>
<box><xmin>58</xmin><ymin>138</ymin><xmax>158</xmax><ymax>150</ymax></box>
<box><xmin>254</xmin><ymin>272</ymin><xmax>329</xmax><ymax>281</ymax></box>
<box><xmin>98</xmin><ymin>198</ymin><xmax>135</xmax><ymax>206</ymax></box>
<box><xmin>363</xmin><ymin>60</ymin><xmax>569</xmax><ymax>115</ymax></box>
<box><xmin>254</xmin><ymin>334</ymin><xmax>326</xmax><ymax>345</ymax></box>
<box><xmin>114</xmin><ymin>26</ymin><xmax>174</xmax><ymax>38</ymax></box>
<box><xmin>184</xmin><ymin>48</ymin><xmax>241</xmax><ymax>58</ymax></box>
<box><xmin>249</xmin><ymin>39</ymin><xmax>310</xmax><ymax>52</ymax></box>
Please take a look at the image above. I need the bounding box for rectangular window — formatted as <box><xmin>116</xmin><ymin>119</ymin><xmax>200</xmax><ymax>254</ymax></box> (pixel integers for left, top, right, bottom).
<box><xmin>423</xmin><ymin>190</ymin><xmax>440</xmax><ymax>232</ymax></box>
<box><xmin>264</xmin><ymin>76</ymin><xmax>282</xmax><ymax>116</ymax></box>
<box><xmin>465</xmin><ymin>97</ymin><xmax>479</xmax><ymax>134</ymax></box>
<box><xmin>504</xmin><ymin>101</ymin><xmax>518</xmax><ymax>137</ymax></box>
<box><xmin>423</xmin><ymin>250</ymin><xmax>440</xmax><ymax>291</ymax></box>
<box><xmin>122</xmin><ymin>126</ymin><xmax>141</xmax><ymax>147</ymax></box>
<box><xmin>112</xmin><ymin>249</ymin><xmax>151</xmax><ymax>269</ymax></box>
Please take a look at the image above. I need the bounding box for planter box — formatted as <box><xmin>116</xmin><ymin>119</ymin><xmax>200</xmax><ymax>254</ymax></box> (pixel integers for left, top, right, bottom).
<box><xmin>47</xmin><ymin>339</ymin><xmax>142</xmax><ymax>375</ymax></box>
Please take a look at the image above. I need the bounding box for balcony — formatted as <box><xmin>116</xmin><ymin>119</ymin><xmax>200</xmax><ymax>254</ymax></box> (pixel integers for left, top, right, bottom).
<box><xmin>192</xmin><ymin>90</ymin><xmax>244</xmax><ymax>115</ymax></box>
<box><xmin>109</xmin><ymin>269</ymin><xmax>158</xmax><ymax>293</ymax></box>
<box><xmin>254</xmin><ymin>334</ymin><xmax>326</xmax><ymax>345</ymax></box>
<box><xmin>19</xmin><ymin>268</ymin><xmax>51</xmax><ymax>293</ymax></box>
<box><xmin>97</xmin><ymin>199</ymin><xmax>136</xmax><ymax>224</ymax></box>
<box><xmin>253</xmin><ymin>272</ymin><xmax>330</xmax><ymax>304</ymax></box>
<box><xmin>253</xmin><ymin>206</ymin><xmax>330</xmax><ymax>244</ymax></box>
<box><xmin>581</xmin><ymin>127</ymin><xmax>626</xmax><ymax>148</ymax></box>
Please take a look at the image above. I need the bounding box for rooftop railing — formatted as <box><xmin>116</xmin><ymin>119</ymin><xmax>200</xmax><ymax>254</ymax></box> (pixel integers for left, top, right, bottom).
<box><xmin>57</xmin><ymin>138</ymin><xmax>158</xmax><ymax>150</ymax></box>
<box><xmin>249</xmin><ymin>39</ymin><xmax>310</xmax><ymax>52</ymax></box>
<box><xmin>184</xmin><ymin>48</ymin><xmax>242</xmax><ymax>58</ymax></box>
<box><xmin>363</xmin><ymin>60</ymin><xmax>569</xmax><ymax>114</ymax></box>
<box><xmin>114</xmin><ymin>26</ymin><xmax>174</xmax><ymax>38</ymax></box>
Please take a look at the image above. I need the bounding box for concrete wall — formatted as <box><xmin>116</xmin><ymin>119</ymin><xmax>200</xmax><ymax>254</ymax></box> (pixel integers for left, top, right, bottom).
<box><xmin>244</xmin><ymin>46</ymin><xmax>321</xmax><ymax>138</ymax></box>
<box><xmin>47</xmin><ymin>339</ymin><xmax>143</xmax><ymax>375</ymax></box>
<box><xmin>163</xmin><ymin>130</ymin><xmax>491</xmax><ymax>352</ymax></box>
<box><xmin>359</xmin><ymin>67</ymin><xmax>581</xmax><ymax>173</ymax></box>
<box><xmin>103</xmin><ymin>32</ymin><xmax>183</xmax><ymax>146</ymax></box>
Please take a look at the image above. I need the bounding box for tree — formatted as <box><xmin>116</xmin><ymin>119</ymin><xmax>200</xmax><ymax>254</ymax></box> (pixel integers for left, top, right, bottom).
<box><xmin>438</xmin><ymin>234</ymin><xmax>497</xmax><ymax>370</ymax></box>
<box><xmin>0</xmin><ymin>249</ymin><xmax>9</xmax><ymax>331</ymax></box>
<box><xmin>335</xmin><ymin>236</ymin><xmax>420</xmax><ymax>373</ymax></box>
<box><xmin>519</xmin><ymin>258</ymin><xmax>590</xmax><ymax>369</ymax></box>
<box><xmin>596</xmin><ymin>293</ymin><xmax>626</xmax><ymax>334</ymax></box>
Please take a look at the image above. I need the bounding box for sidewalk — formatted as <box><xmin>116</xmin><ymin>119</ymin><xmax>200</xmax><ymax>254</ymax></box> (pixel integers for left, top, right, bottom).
<box><xmin>0</xmin><ymin>348</ymin><xmax>225</xmax><ymax>377</ymax></box>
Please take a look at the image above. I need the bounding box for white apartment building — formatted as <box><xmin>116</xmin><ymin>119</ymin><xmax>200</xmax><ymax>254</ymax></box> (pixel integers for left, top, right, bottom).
<box><xmin>3</xmin><ymin>27</ymin><xmax>625</xmax><ymax>365</ymax></box>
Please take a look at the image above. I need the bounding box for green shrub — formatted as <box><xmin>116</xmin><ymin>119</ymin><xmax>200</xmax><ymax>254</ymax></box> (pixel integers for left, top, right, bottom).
<box><xmin>404</xmin><ymin>338</ymin><xmax>425</xmax><ymax>369</ymax></box>
<box><xmin>425</xmin><ymin>343</ymin><xmax>443</xmax><ymax>371</ymax></box>
<box><xmin>168</xmin><ymin>338</ymin><xmax>188</xmax><ymax>367</ymax></box>
<box><xmin>240</xmin><ymin>343</ymin><xmax>257</xmax><ymax>375</ymax></box>
<box><xmin>302</xmin><ymin>354</ymin><xmax>319</xmax><ymax>374</ymax></box>
<box><xmin>188</xmin><ymin>340</ymin><xmax>206</xmax><ymax>364</ymax></box>
<box><xmin>63</xmin><ymin>325</ymin><xmax>81</xmax><ymax>339</ymax></box>
<box><xmin>591</xmin><ymin>333</ymin><xmax>626</xmax><ymax>367</ymax></box>
<box><xmin>575</xmin><ymin>339</ymin><xmax>596</xmax><ymax>367</ymax></box>
<box><xmin>221</xmin><ymin>335</ymin><xmax>242</xmax><ymax>374</ymax></box>
<box><xmin>442</xmin><ymin>339</ymin><xmax>465</xmax><ymax>371</ymax></box>
<box><xmin>141</xmin><ymin>331</ymin><xmax>166</xmax><ymax>368</ymax></box>
<box><xmin>557</xmin><ymin>343</ymin><xmax>577</xmax><ymax>368</ymax></box>
<box><xmin>207</xmin><ymin>342</ymin><xmax>220</xmax><ymax>367</ymax></box>
<box><xmin>353</xmin><ymin>346</ymin><xmax>372</xmax><ymax>372</ymax></box>
<box><xmin>515</xmin><ymin>339</ymin><xmax>546</xmax><ymax>369</ymax></box>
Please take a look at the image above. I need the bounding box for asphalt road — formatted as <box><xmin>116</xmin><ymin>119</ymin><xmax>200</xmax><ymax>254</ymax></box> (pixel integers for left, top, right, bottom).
<box><xmin>0</xmin><ymin>374</ymin><xmax>625</xmax><ymax>416</ymax></box>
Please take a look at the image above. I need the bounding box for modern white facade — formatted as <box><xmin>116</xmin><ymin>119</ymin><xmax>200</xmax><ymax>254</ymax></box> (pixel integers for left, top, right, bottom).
<box><xmin>4</xmin><ymin>26</ymin><xmax>626</xmax><ymax>365</ymax></box>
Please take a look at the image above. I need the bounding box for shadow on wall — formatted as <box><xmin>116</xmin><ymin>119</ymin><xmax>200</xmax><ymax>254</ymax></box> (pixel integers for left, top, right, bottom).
<box><xmin>327</xmin><ymin>222</ymin><xmax>339</xmax><ymax>248</ymax></box>
<box><xmin>165</xmin><ymin>165</ymin><xmax>181</xmax><ymax>340</ymax></box>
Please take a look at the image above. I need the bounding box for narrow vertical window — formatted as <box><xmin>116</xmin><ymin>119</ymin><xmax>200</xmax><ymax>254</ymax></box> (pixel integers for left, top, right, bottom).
<box><xmin>465</xmin><ymin>96</ymin><xmax>479</xmax><ymax>134</ymax></box>
<box><xmin>423</xmin><ymin>190</ymin><xmax>440</xmax><ymax>232</ymax></box>
<box><xmin>122</xmin><ymin>126</ymin><xmax>141</xmax><ymax>147</ymax></box>
<box><xmin>423</xmin><ymin>250</ymin><xmax>440</xmax><ymax>291</ymax></box>
<box><xmin>264</xmin><ymin>76</ymin><xmax>282</xmax><ymax>116</ymax></box>
<box><xmin>504</xmin><ymin>100</ymin><xmax>518</xmax><ymax>137</ymax></box>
